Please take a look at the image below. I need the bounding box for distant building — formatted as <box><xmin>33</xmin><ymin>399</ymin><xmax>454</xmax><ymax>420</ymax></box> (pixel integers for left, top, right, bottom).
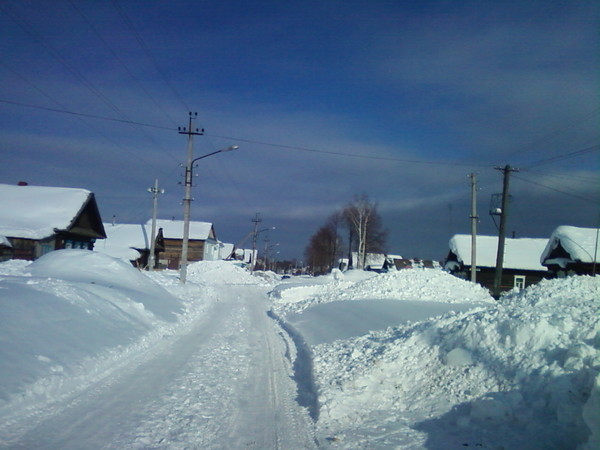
<box><xmin>445</xmin><ymin>234</ymin><xmax>549</xmax><ymax>293</ymax></box>
<box><xmin>0</xmin><ymin>183</ymin><xmax>106</xmax><ymax>260</ymax></box>
<box><xmin>0</xmin><ymin>235</ymin><xmax>12</xmax><ymax>262</ymax></box>
<box><xmin>150</xmin><ymin>219</ymin><xmax>219</xmax><ymax>269</ymax></box>
<box><xmin>340</xmin><ymin>253</ymin><xmax>402</xmax><ymax>272</ymax></box>
<box><xmin>541</xmin><ymin>226</ymin><xmax>600</xmax><ymax>277</ymax></box>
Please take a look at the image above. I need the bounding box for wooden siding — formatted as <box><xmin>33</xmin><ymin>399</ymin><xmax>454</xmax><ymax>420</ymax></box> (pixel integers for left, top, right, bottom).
<box><xmin>451</xmin><ymin>266</ymin><xmax>548</xmax><ymax>293</ymax></box>
<box><xmin>162</xmin><ymin>238</ymin><xmax>206</xmax><ymax>270</ymax></box>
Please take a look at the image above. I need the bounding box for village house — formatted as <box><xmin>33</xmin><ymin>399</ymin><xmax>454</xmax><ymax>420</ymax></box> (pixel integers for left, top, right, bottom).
<box><xmin>445</xmin><ymin>234</ymin><xmax>549</xmax><ymax>293</ymax></box>
<box><xmin>151</xmin><ymin>219</ymin><xmax>219</xmax><ymax>269</ymax></box>
<box><xmin>541</xmin><ymin>225</ymin><xmax>600</xmax><ymax>277</ymax></box>
<box><xmin>0</xmin><ymin>183</ymin><xmax>106</xmax><ymax>260</ymax></box>
<box><xmin>95</xmin><ymin>223</ymin><xmax>165</xmax><ymax>269</ymax></box>
<box><xmin>0</xmin><ymin>235</ymin><xmax>12</xmax><ymax>262</ymax></box>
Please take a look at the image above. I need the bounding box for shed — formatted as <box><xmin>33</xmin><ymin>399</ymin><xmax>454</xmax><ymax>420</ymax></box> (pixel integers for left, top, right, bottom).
<box><xmin>445</xmin><ymin>234</ymin><xmax>549</xmax><ymax>292</ymax></box>
<box><xmin>0</xmin><ymin>183</ymin><xmax>106</xmax><ymax>260</ymax></box>
<box><xmin>541</xmin><ymin>226</ymin><xmax>600</xmax><ymax>276</ymax></box>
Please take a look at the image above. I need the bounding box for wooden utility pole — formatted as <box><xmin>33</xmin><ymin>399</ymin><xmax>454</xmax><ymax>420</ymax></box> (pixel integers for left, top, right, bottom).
<box><xmin>493</xmin><ymin>165</ymin><xmax>519</xmax><ymax>298</ymax></box>
<box><xmin>469</xmin><ymin>173</ymin><xmax>478</xmax><ymax>283</ymax></box>
<box><xmin>147</xmin><ymin>179</ymin><xmax>164</xmax><ymax>270</ymax></box>
<box><xmin>251</xmin><ymin>213</ymin><xmax>262</xmax><ymax>270</ymax></box>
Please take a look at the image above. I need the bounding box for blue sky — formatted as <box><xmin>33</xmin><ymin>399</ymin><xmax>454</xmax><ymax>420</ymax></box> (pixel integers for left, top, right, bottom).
<box><xmin>0</xmin><ymin>0</ymin><xmax>598</xmax><ymax>262</ymax></box>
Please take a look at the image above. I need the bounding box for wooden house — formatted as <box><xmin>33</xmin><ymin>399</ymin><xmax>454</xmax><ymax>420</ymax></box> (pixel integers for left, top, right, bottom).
<box><xmin>541</xmin><ymin>226</ymin><xmax>600</xmax><ymax>277</ymax></box>
<box><xmin>95</xmin><ymin>223</ymin><xmax>165</xmax><ymax>269</ymax></box>
<box><xmin>445</xmin><ymin>234</ymin><xmax>549</xmax><ymax>293</ymax></box>
<box><xmin>0</xmin><ymin>235</ymin><xmax>12</xmax><ymax>262</ymax></box>
<box><xmin>151</xmin><ymin>219</ymin><xmax>219</xmax><ymax>269</ymax></box>
<box><xmin>0</xmin><ymin>183</ymin><xmax>106</xmax><ymax>260</ymax></box>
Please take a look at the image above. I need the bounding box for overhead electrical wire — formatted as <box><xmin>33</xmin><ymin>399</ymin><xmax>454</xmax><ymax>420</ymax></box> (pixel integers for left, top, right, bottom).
<box><xmin>512</xmin><ymin>174</ymin><xmax>599</xmax><ymax>205</ymax></box>
<box><xmin>524</xmin><ymin>169</ymin><xmax>599</xmax><ymax>184</ymax></box>
<box><xmin>109</xmin><ymin>0</ymin><xmax>191</xmax><ymax>114</ymax></box>
<box><xmin>67</xmin><ymin>0</ymin><xmax>179</xmax><ymax>128</ymax></box>
<box><xmin>0</xmin><ymin>97</ymin><xmax>493</xmax><ymax>168</ymax></box>
<box><xmin>522</xmin><ymin>143</ymin><xmax>600</xmax><ymax>169</ymax></box>
<box><xmin>503</xmin><ymin>107</ymin><xmax>600</xmax><ymax>161</ymax></box>
<box><xmin>0</xmin><ymin>66</ymin><xmax>171</xmax><ymax>175</ymax></box>
<box><xmin>0</xmin><ymin>2</ymin><xmax>180</xmax><ymax>165</ymax></box>
<box><xmin>206</xmin><ymin>133</ymin><xmax>491</xmax><ymax>168</ymax></box>
<box><xmin>0</xmin><ymin>98</ymin><xmax>174</xmax><ymax>131</ymax></box>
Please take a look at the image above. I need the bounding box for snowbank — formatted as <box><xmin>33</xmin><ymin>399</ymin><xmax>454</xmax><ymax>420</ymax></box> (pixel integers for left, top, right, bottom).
<box><xmin>0</xmin><ymin>251</ymin><xmax>211</xmax><ymax>424</ymax></box>
<box><xmin>313</xmin><ymin>276</ymin><xmax>599</xmax><ymax>448</ymax></box>
<box><xmin>272</xmin><ymin>268</ymin><xmax>493</xmax><ymax>316</ymax></box>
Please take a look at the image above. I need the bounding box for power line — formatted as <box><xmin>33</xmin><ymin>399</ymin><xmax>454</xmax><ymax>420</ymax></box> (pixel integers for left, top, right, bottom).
<box><xmin>0</xmin><ymin>98</ymin><xmax>174</xmax><ymax>131</ymax></box>
<box><xmin>503</xmin><ymin>107</ymin><xmax>600</xmax><ymax>161</ymax></box>
<box><xmin>513</xmin><ymin>174</ymin><xmax>600</xmax><ymax>205</ymax></box>
<box><xmin>109</xmin><ymin>0</ymin><xmax>191</xmax><ymax>114</ymax></box>
<box><xmin>0</xmin><ymin>3</ymin><xmax>131</xmax><ymax>123</ymax></box>
<box><xmin>523</xmin><ymin>143</ymin><xmax>600</xmax><ymax>169</ymax></box>
<box><xmin>0</xmin><ymin>69</ymin><xmax>172</xmax><ymax>174</ymax></box>
<box><xmin>0</xmin><ymin>2</ymin><xmax>180</xmax><ymax>163</ymax></box>
<box><xmin>206</xmin><ymin>133</ymin><xmax>490</xmax><ymax>167</ymax></box>
<box><xmin>0</xmin><ymin>97</ymin><xmax>493</xmax><ymax>168</ymax></box>
<box><xmin>67</xmin><ymin>0</ymin><xmax>178</xmax><ymax>128</ymax></box>
<box><xmin>524</xmin><ymin>169</ymin><xmax>599</xmax><ymax>184</ymax></box>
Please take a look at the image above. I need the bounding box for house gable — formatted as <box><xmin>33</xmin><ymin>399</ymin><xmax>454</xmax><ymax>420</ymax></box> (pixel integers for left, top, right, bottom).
<box><xmin>66</xmin><ymin>194</ymin><xmax>106</xmax><ymax>239</ymax></box>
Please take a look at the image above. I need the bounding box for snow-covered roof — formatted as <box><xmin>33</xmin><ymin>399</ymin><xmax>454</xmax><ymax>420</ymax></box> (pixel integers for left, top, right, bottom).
<box><xmin>0</xmin><ymin>183</ymin><xmax>93</xmax><ymax>240</ymax></box>
<box><xmin>149</xmin><ymin>219</ymin><xmax>214</xmax><ymax>241</ymax></box>
<box><xmin>449</xmin><ymin>234</ymin><xmax>548</xmax><ymax>271</ymax></box>
<box><xmin>541</xmin><ymin>226</ymin><xmax>600</xmax><ymax>265</ymax></box>
<box><xmin>0</xmin><ymin>235</ymin><xmax>12</xmax><ymax>247</ymax></box>
<box><xmin>95</xmin><ymin>223</ymin><xmax>149</xmax><ymax>260</ymax></box>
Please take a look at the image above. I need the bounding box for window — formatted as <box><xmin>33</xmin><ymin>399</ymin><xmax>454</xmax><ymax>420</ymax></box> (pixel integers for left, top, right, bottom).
<box><xmin>514</xmin><ymin>275</ymin><xmax>526</xmax><ymax>289</ymax></box>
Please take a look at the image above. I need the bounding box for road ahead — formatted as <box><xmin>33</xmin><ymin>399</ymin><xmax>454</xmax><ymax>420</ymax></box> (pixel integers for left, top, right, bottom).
<box><xmin>8</xmin><ymin>285</ymin><xmax>318</xmax><ymax>449</ymax></box>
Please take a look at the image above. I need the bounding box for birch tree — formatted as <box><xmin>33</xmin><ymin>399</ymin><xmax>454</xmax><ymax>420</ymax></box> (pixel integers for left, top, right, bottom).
<box><xmin>343</xmin><ymin>194</ymin><xmax>387</xmax><ymax>269</ymax></box>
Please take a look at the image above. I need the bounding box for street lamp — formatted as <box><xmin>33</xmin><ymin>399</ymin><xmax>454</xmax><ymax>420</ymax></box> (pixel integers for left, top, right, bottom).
<box><xmin>180</xmin><ymin>145</ymin><xmax>239</xmax><ymax>283</ymax></box>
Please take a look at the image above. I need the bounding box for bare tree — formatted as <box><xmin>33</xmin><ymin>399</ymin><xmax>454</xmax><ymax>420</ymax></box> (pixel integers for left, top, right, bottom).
<box><xmin>343</xmin><ymin>194</ymin><xmax>387</xmax><ymax>269</ymax></box>
<box><xmin>304</xmin><ymin>212</ymin><xmax>345</xmax><ymax>274</ymax></box>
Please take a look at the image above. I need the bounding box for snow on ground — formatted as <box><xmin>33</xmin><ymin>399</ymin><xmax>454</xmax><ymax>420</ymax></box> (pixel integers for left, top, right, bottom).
<box><xmin>0</xmin><ymin>252</ymin><xmax>598</xmax><ymax>449</ymax></box>
<box><xmin>0</xmin><ymin>252</ymin><xmax>258</xmax><ymax>439</ymax></box>
<box><xmin>271</xmin><ymin>268</ymin><xmax>493</xmax><ymax>317</ymax></box>
<box><xmin>271</xmin><ymin>269</ymin><xmax>599</xmax><ymax>449</ymax></box>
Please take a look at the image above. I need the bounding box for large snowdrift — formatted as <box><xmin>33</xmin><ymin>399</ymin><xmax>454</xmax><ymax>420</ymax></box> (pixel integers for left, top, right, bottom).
<box><xmin>272</xmin><ymin>268</ymin><xmax>494</xmax><ymax>317</ymax></box>
<box><xmin>311</xmin><ymin>275</ymin><xmax>599</xmax><ymax>448</ymax></box>
<box><xmin>0</xmin><ymin>251</ymin><xmax>201</xmax><ymax>423</ymax></box>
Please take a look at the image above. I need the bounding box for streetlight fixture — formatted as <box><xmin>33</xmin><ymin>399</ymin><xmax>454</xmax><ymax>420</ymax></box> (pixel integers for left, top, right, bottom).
<box><xmin>180</xmin><ymin>145</ymin><xmax>239</xmax><ymax>283</ymax></box>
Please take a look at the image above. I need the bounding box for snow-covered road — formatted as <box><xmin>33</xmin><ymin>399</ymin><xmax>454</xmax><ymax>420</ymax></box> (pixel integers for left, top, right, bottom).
<box><xmin>6</xmin><ymin>285</ymin><xmax>317</xmax><ymax>449</ymax></box>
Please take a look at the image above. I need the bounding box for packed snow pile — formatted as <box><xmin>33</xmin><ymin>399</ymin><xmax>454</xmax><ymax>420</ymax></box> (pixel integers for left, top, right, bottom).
<box><xmin>0</xmin><ymin>250</ymin><xmax>211</xmax><ymax>422</ymax></box>
<box><xmin>312</xmin><ymin>275</ymin><xmax>600</xmax><ymax>449</ymax></box>
<box><xmin>28</xmin><ymin>249</ymin><xmax>180</xmax><ymax>319</ymax></box>
<box><xmin>186</xmin><ymin>260</ymin><xmax>264</xmax><ymax>285</ymax></box>
<box><xmin>272</xmin><ymin>268</ymin><xmax>493</xmax><ymax>316</ymax></box>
